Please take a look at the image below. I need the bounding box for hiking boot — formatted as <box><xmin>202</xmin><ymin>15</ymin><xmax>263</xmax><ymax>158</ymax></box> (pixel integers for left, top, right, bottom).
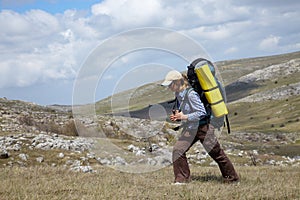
<box><xmin>223</xmin><ymin>178</ymin><xmax>240</xmax><ymax>185</ymax></box>
<box><xmin>172</xmin><ymin>182</ymin><xmax>187</xmax><ymax>186</ymax></box>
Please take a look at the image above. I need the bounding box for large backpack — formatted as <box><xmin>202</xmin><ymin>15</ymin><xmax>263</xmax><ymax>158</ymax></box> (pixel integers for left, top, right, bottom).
<box><xmin>187</xmin><ymin>58</ymin><xmax>231</xmax><ymax>133</ymax></box>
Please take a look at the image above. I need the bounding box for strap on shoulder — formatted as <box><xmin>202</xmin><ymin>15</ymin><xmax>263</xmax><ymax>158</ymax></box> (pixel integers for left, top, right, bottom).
<box><xmin>179</xmin><ymin>87</ymin><xmax>194</xmax><ymax>111</ymax></box>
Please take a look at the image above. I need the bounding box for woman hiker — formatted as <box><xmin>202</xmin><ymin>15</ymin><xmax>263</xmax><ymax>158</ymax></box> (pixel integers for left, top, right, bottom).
<box><xmin>161</xmin><ymin>70</ymin><xmax>239</xmax><ymax>185</ymax></box>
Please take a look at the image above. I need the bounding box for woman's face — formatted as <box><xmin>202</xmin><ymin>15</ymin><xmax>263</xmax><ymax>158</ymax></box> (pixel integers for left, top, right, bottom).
<box><xmin>168</xmin><ymin>79</ymin><xmax>181</xmax><ymax>92</ymax></box>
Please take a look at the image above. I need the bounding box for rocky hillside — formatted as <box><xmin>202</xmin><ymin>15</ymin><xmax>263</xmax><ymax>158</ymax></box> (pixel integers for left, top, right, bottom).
<box><xmin>226</xmin><ymin>58</ymin><xmax>300</xmax><ymax>102</ymax></box>
<box><xmin>1</xmin><ymin>51</ymin><xmax>300</xmax><ymax>172</ymax></box>
<box><xmin>226</xmin><ymin>57</ymin><xmax>300</xmax><ymax>133</ymax></box>
<box><xmin>96</xmin><ymin>51</ymin><xmax>300</xmax><ymax>133</ymax></box>
<box><xmin>96</xmin><ymin>51</ymin><xmax>300</xmax><ymax>114</ymax></box>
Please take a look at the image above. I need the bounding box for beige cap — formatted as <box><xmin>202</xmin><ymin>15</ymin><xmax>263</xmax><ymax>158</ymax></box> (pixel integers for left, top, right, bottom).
<box><xmin>161</xmin><ymin>70</ymin><xmax>182</xmax><ymax>86</ymax></box>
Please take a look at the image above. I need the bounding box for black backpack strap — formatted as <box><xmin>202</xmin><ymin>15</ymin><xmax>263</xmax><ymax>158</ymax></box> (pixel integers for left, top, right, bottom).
<box><xmin>189</xmin><ymin>58</ymin><xmax>215</xmax><ymax>70</ymax></box>
<box><xmin>178</xmin><ymin>88</ymin><xmax>193</xmax><ymax>111</ymax></box>
<box><xmin>225</xmin><ymin>115</ymin><xmax>231</xmax><ymax>134</ymax></box>
<box><xmin>180</xmin><ymin>88</ymin><xmax>210</xmax><ymax>124</ymax></box>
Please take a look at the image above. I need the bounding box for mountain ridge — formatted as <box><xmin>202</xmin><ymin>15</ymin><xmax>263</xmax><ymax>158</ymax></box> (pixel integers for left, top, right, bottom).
<box><xmin>95</xmin><ymin>51</ymin><xmax>300</xmax><ymax>121</ymax></box>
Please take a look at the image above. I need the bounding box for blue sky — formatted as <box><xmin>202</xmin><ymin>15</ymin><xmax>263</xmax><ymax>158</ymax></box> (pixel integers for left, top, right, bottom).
<box><xmin>1</xmin><ymin>0</ymin><xmax>300</xmax><ymax>105</ymax></box>
<box><xmin>1</xmin><ymin>0</ymin><xmax>99</xmax><ymax>14</ymax></box>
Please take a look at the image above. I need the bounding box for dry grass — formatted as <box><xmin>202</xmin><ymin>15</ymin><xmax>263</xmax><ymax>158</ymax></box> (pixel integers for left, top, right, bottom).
<box><xmin>18</xmin><ymin>115</ymin><xmax>80</xmax><ymax>136</ymax></box>
<box><xmin>1</xmin><ymin>165</ymin><xmax>299</xmax><ymax>200</ymax></box>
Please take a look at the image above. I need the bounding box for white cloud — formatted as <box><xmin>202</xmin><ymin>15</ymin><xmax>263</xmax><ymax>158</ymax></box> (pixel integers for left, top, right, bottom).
<box><xmin>1</xmin><ymin>0</ymin><xmax>300</xmax><ymax>104</ymax></box>
<box><xmin>284</xmin><ymin>42</ymin><xmax>300</xmax><ymax>52</ymax></box>
<box><xmin>60</xmin><ymin>29</ymin><xmax>74</xmax><ymax>41</ymax></box>
<box><xmin>0</xmin><ymin>9</ymin><xmax>94</xmax><ymax>89</ymax></box>
<box><xmin>102</xmin><ymin>74</ymin><xmax>114</xmax><ymax>80</ymax></box>
<box><xmin>259</xmin><ymin>35</ymin><xmax>281</xmax><ymax>51</ymax></box>
<box><xmin>184</xmin><ymin>25</ymin><xmax>231</xmax><ymax>41</ymax></box>
<box><xmin>91</xmin><ymin>0</ymin><xmax>163</xmax><ymax>28</ymax></box>
<box><xmin>0</xmin><ymin>50</ymin><xmax>77</xmax><ymax>88</ymax></box>
<box><xmin>225</xmin><ymin>47</ymin><xmax>238</xmax><ymax>54</ymax></box>
<box><xmin>0</xmin><ymin>56</ymin><xmax>42</xmax><ymax>87</ymax></box>
<box><xmin>0</xmin><ymin>10</ymin><xmax>60</xmax><ymax>44</ymax></box>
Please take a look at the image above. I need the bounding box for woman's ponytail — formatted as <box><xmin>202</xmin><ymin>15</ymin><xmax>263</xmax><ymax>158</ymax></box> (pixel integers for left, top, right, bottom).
<box><xmin>181</xmin><ymin>73</ymin><xmax>190</xmax><ymax>88</ymax></box>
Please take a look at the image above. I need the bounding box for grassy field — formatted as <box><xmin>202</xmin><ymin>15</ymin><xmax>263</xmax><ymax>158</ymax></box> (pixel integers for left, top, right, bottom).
<box><xmin>1</xmin><ymin>164</ymin><xmax>299</xmax><ymax>200</ymax></box>
<box><xmin>228</xmin><ymin>95</ymin><xmax>300</xmax><ymax>133</ymax></box>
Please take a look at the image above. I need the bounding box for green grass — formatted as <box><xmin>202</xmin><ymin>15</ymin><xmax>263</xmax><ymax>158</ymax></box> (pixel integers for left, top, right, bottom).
<box><xmin>96</xmin><ymin>83</ymin><xmax>173</xmax><ymax>114</ymax></box>
<box><xmin>228</xmin><ymin>95</ymin><xmax>300</xmax><ymax>133</ymax></box>
<box><xmin>217</xmin><ymin>51</ymin><xmax>300</xmax><ymax>85</ymax></box>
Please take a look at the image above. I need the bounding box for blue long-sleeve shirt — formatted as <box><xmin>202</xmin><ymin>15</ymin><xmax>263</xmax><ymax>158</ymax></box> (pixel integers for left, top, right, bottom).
<box><xmin>175</xmin><ymin>88</ymin><xmax>207</xmax><ymax>129</ymax></box>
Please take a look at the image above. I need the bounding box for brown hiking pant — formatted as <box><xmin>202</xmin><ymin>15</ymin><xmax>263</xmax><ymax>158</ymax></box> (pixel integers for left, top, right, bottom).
<box><xmin>172</xmin><ymin>124</ymin><xmax>239</xmax><ymax>183</ymax></box>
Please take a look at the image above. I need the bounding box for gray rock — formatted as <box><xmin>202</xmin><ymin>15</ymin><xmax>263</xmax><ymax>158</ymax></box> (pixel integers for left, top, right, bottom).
<box><xmin>58</xmin><ymin>153</ymin><xmax>65</xmax><ymax>158</ymax></box>
<box><xmin>70</xmin><ymin>165</ymin><xmax>94</xmax><ymax>173</ymax></box>
<box><xmin>112</xmin><ymin>156</ymin><xmax>127</xmax><ymax>165</ymax></box>
<box><xmin>19</xmin><ymin>153</ymin><xmax>28</xmax><ymax>161</ymax></box>
<box><xmin>265</xmin><ymin>159</ymin><xmax>276</xmax><ymax>165</ymax></box>
<box><xmin>209</xmin><ymin>161</ymin><xmax>218</xmax><ymax>166</ymax></box>
<box><xmin>86</xmin><ymin>152</ymin><xmax>95</xmax><ymax>159</ymax></box>
<box><xmin>99</xmin><ymin>158</ymin><xmax>111</xmax><ymax>165</ymax></box>
<box><xmin>252</xmin><ymin>150</ymin><xmax>259</xmax><ymax>156</ymax></box>
<box><xmin>71</xmin><ymin>160</ymin><xmax>81</xmax><ymax>168</ymax></box>
<box><xmin>0</xmin><ymin>149</ymin><xmax>9</xmax><ymax>159</ymax></box>
<box><xmin>36</xmin><ymin>157</ymin><xmax>44</xmax><ymax>163</ymax></box>
<box><xmin>147</xmin><ymin>158</ymin><xmax>157</xmax><ymax>166</ymax></box>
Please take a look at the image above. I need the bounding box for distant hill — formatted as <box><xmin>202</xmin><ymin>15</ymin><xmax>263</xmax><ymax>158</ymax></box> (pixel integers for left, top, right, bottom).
<box><xmin>95</xmin><ymin>51</ymin><xmax>300</xmax><ymax>133</ymax></box>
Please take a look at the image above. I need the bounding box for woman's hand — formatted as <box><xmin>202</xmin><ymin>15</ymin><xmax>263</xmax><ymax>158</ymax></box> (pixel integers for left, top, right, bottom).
<box><xmin>170</xmin><ymin>110</ymin><xmax>188</xmax><ymax>121</ymax></box>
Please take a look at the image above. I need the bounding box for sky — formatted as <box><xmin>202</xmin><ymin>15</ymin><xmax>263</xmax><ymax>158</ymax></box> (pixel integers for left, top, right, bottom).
<box><xmin>1</xmin><ymin>0</ymin><xmax>300</xmax><ymax>105</ymax></box>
